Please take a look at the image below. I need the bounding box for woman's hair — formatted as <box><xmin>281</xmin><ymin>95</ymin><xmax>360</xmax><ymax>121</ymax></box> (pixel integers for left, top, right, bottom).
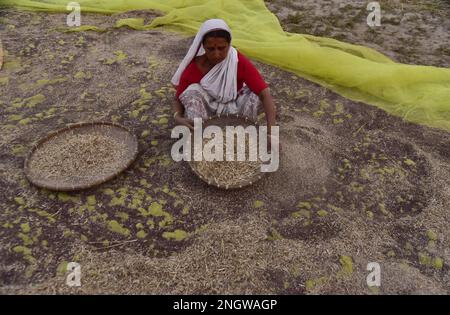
<box><xmin>202</xmin><ymin>29</ymin><xmax>231</xmax><ymax>44</ymax></box>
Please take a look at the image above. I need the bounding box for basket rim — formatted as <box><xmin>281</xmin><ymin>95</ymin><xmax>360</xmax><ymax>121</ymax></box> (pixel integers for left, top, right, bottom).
<box><xmin>24</xmin><ymin>121</ymin><xmax>139</xmax><ymax>191</ymax></box>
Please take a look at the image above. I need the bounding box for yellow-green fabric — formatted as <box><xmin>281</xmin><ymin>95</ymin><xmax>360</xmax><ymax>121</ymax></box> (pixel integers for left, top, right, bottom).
<box><xmin>2</xmin><ymin>0</ymin><xmax>450</xmax><ymax>131</ymax></box>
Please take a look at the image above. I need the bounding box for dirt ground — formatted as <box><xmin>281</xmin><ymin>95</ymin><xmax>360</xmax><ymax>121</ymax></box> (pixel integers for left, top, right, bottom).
<box><xmin>0</xmin><ymin>0</ymin><xmax>449</xmax><ymax>294</ymax></box>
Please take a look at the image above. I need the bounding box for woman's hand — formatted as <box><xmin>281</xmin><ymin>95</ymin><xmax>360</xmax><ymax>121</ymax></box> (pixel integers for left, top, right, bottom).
<box><xmin>172</xmin><ymin>99</ymin><xmax>194</xmax><ymax>130</ymax></box>
<box><xmin>174</xmin><ymin>113</ymin><xmax>194</xmax><ymax>130</ymax></box>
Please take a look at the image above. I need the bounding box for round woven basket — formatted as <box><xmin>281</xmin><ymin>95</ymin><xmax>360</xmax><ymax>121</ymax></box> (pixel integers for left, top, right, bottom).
<box><xmin>24</xmin><ymin>122</ymin><xmax>138</xmax><ymax>191</ymax></box>
<box><xmin>188</xmin><ymin>114</ymin><xmax>266</xmax><ymax>189</ymax></box>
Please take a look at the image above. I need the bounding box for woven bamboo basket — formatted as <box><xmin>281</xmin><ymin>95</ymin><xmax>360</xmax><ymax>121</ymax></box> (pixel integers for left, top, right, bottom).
<box><xmin>24</xmin><ymin>122</ymin><xmax>138</xmax><ymax>191</ymax></box>
<box><xmin>188</xmin><ymin>114</ymin><xmax>266</xmax><ymax>189</ymax></box>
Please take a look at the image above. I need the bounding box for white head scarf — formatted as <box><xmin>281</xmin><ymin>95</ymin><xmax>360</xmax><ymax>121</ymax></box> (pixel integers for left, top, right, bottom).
<box><xmin>171</xmin><ymin>19</ymin><xmax>238</xmax><ymax>103</ymax></box>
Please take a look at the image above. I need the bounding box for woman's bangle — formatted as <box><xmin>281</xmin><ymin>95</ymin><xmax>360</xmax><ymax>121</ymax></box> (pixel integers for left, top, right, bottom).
<box><xmin>173</xmin><ymin>111</ymin><xmax>181</xmax><ymax>119</ymax></box>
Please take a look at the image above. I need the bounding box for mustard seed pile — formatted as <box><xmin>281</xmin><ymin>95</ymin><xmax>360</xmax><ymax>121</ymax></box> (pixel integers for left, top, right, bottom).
<box><xmin>29</xmin><ymin>133</ymin><xmax>128</xmax><ymax>180</ymax></box>
<box><xmin>191</xmin><ymin>135</ymin><xmax>262</xmax><ymax>188</ymax></box>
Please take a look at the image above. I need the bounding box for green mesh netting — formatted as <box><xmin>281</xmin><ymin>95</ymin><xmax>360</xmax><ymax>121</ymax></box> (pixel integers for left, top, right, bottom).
<box><xmin>2</xmin><ymin>0</ymin><xmax>450</xmax><ymax>131</ymax></box>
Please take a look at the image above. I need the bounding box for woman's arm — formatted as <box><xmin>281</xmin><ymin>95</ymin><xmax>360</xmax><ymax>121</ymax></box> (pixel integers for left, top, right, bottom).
<box><xmin>259</xmin><ymin>87</ymin><xmax>277</xmax><ymax>133</ymax></box>
<box><xmin>172</xmin><ymin>97</ymin><xmax>184</xmax><ymax>116</ymax></box>
<box><xmin>172</xmin><ymin>98</ymin><xmax>194</xmax><ymax>130</ymax></box>
<box><xmin>259</xmin><ymin>87</ymin><xmax>280</xmax><ymax>152</ymax></box>
<box><xmin>238</xmin><ymin>53</ymin><xmax>276</xmax><ymax>130</ymax></box>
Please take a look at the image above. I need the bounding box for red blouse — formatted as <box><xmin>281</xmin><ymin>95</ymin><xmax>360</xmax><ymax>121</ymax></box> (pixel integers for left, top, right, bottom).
<box><xmin>175</xmin><ymin>51</ymin><xmax>268</xmax><ymax>100</ymax></box>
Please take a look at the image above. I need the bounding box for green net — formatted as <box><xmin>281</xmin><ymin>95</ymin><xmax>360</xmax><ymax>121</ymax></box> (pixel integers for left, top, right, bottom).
<box><xmin>2</xmin><ymin>0</ymin><xmax>450</xmax><ymax>131</ymax></box>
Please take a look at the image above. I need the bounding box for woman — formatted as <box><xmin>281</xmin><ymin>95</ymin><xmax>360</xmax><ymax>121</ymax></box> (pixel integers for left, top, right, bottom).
<box><xmin>171</xmin><ymin>19</ymin><xmax>277</xmax><ymax>136</ymax></box>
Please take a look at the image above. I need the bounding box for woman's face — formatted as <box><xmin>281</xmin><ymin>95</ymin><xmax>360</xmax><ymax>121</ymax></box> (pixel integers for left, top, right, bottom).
<box><xmin>203</xmin><ymin>37</ymin><xmax>230</xmax><ymax>66</ymax></box>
